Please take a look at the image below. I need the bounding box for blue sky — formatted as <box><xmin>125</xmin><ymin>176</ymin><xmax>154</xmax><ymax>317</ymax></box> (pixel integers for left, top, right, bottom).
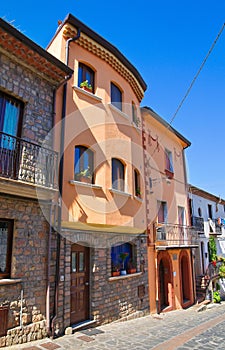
<box><xmin>1</xmin><ymin>1</ymin><xmax>225</xmax><ymax>198</ymax></box>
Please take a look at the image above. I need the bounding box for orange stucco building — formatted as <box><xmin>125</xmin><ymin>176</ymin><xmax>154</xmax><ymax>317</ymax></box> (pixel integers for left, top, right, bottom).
<box><xmin>142</xmin><ymin>106</ymin><xmax>197</xmax><ymax>313</ymax></box>
<box><xmin>47</xmin><ymin>14</ymin><xmax>149</xmax><ymax>332</ymax></box>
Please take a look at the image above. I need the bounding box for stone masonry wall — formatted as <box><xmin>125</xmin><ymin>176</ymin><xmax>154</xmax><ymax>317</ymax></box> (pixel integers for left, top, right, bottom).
<box><xmin>56</xmin><ymin>235</ymin><xmax>149</xmax><ymax>334</ymax></box>
<box><xmin>91</xmin><ymin>237</ymin><xmax>149</xmax><ymax>324</ymax></box>
<box><xmin>0</xmin><ymin>194</ymin><xmax>51</xmax><ymax>345</ymax></box>
<box><xmin>0</xmin><ymin>51</ymin><xmax>54</xmax><ymax>147</ymax></box>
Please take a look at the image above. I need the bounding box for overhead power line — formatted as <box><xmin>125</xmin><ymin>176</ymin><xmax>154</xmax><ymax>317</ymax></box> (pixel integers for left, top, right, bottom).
<box><xmin>169</xmin><ymin>23</ymin><xmax>225</xmax><ymax>126</ymax></box>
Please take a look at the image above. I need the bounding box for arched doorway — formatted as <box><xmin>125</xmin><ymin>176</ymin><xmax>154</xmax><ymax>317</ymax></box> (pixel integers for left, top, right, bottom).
<box><xmin>158</xmin><ymin>253</ymin><xmax>173</xmax><ymax>312</ymax></box>
<box><xmin>180</xmin><ymin>251</ymin><xmax>191</xmax><ymax>306</ymax></box>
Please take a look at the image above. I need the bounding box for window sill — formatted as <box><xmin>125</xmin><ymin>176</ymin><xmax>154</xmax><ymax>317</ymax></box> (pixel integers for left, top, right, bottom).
<box><xmin>108</xmin><ymin>103</ymin><xmax>129</xmax><ymax>120</ymax></box>
<box><xmin>73</xmin><ymin>86</ymin><xmax>102</xmax><ymax>102</ymax></box>
<box><xmin>131</xmin><ymin>122</ymin><xmax>141</xmax><ymax>132</ymax></box>
<box><xmin>69</xmin><ymin>180</ymin><xmax>102</xmax><ymax>190</ymax></box>
<box><xmin>165</xmin><ymin>169</ymin><xmax>174</xmax><ymax>179</ymax></box>
<box><xmin>134</xmin><ymin>195</ymin><xmax>143</xmax><ymax>203</ymax></box>
<box><xmin>0</xmin><ymin>279</ymin><xmax>22</xmax><ymax>286</ymax></box>
<box><xmin>109</xmin><ymin>272</ymin><xmax>142</xmax><ymax>281</ymax></box>
<box><xmin>109</xmin><ymin>188</ymin><xmax>132</xmax><ymax>198</ymax></box>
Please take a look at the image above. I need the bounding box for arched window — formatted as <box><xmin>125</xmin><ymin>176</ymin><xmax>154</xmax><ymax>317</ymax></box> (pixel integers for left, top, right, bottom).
<box><xmin>134</xmin><ymin>169</ymin><xmax>141</xmax><ymax>197</ymax></box>
<box><xmin>78</xmin><ymin>63</ymin><xmax>95</xmax><ymax>93</ymax></box>
<box><xmin>111</xmin><ymin>82</ymin><xmax>122</xmax><ymax>111</ymax></box>
<box><xmin>112</xmin><ymin>158</ymin><xmax>124</xmax><ymax>192</ymax></box>
<box><xmin>132</xmin><ymin>102</ymin><xmax>139</xmax><ymax>127</ymax></box>
<box><xmin>74</xmin><ymin>146</ymin><xmax>94</xmax><ymax>184</ymax></box>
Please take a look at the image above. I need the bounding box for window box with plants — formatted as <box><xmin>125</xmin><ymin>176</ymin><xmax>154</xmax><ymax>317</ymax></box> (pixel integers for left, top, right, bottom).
<box><xmin>111</xmin><ymin>263</ymin><xmax>120</xmax><ymax>277</ymax></box>
<box><xmin>80</xmin><ymin>80</ymin><xmax>93</xmax><ymax>93</ymax></box>
<box><xmin>135</xmin><ymin>188</ymin><xmax>142</xmax><ymax>198</ymax></box>
<box><xmin>127</xmin><ymin>259</ymin><xmax>137</xmax><ymax>274</ymax></box>
<box><xmin>75</xmin><ymin>167</ymin><xmax>92</xmax><ymax>184</ymax></box>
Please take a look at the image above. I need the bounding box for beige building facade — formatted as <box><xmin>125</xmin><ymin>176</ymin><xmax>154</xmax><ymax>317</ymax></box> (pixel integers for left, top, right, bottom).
<box><xmin>47</xmin><ymin>14</ymin><xmax>149</xmax><ymax>332</ymax></box>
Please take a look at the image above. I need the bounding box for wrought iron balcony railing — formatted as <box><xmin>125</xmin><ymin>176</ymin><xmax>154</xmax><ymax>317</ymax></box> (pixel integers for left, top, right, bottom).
<box><xmin>191</xmin><ymin>216</ymin><xmax>204</xmax><ymax>232</ymax></box>
<box><xmin>0</xmin><ymin>132</ymin><xmax>58</xmax><ymax>189</ymax></box>
<box><xmin>208</xmin><ymin>218</ymin><xmax>222</xmax><ymax>235</ymax></box>
<box><xmin>155</xmin><ymin>222</ymin><xmax>198</xmax><ymax>247</ymax></box>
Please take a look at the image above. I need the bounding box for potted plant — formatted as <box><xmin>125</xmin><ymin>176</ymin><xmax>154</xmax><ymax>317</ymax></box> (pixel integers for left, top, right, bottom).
<box><xmin>127</xmin><ymin>259</ymin><xmax>137</xmax><ymax>274</ymax></box>
<box><xmin>136</xmin><ymin>188</ymin><xmax>141</xmax><ymax>198</ymax></box>
<box><xmin>112</xmin><ymin>263</ymin><xmax>120</xmax><ymax>277</ymax></box>
<box><xmin>80</xmin><ymin>80</ymin><xmax>92</xmax><ymax>93</ymax></box>
<box><xmin>75</xmin><ymin>166</ymin><xmax>92</xmax><ymax>183</ymax></box>
<box><xmin>119</xmin><ymin>252</ymin><xmax>129</xmax><ymax>275</ymax></box>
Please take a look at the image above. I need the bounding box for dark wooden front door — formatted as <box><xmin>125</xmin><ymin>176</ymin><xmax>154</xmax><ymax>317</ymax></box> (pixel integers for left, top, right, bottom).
<box><xmin>71</xmin><ymin>244</ymin><xmax>90</xmax><ymax>325</ymax></box>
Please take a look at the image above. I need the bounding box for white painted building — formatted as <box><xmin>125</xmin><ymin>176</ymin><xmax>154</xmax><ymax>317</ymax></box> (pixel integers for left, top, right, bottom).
<box><xmin>188</xmin><ymin>185</ymin><xmax>225</xmax><ymax>299</ymax></box>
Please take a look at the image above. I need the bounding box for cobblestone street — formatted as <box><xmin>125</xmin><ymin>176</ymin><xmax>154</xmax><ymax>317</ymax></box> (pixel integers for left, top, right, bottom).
<box><xmin>4</xmin><ymin>302</ymin><xmax>225</xmax><ymax>350</ymax></box>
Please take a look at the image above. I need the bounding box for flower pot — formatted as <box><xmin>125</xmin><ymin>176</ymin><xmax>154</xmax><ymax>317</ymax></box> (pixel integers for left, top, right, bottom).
<box><xmin>112</xmin><ymin>271</ymin><xmax>120</xmax><ymax>277</ymax></box>
<box><xmin>80</xmin><ymin>176</ymin><xmax>92</xmax><ymax>184</ymax></box>
<box><xmin>120</xmin><ymin>270</ymin><xmax>127</xmax><ymax>276</ymax></box>
<box><xmin>128</xmin><ymin>268</ymin><xmax>137</xmax><ymax>274</ymax></box>
<box><xmin>81</xmin><ymin>86</ymin><xmax>92</xmax><ymax>93</ymax></box>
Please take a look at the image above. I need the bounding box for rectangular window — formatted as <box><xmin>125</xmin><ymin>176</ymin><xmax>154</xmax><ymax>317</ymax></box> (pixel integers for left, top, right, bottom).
<box><xmin>158</xmin><ymin>201</ymin><xmax>167</xmax><ymax>223</ymax></box>
<box><xmin>0</xmin><ymin>91</ymin><xmax>23</xmax><ymax>137</ymax></box>
<box><xmin>208</xmin><ymin>204</ymin><xmax>213</xmax><ymax>219</ymax></box>
<box><xmin>0</xmin><ymin>220</ymin><xmax>13</xmax><ymax>279</ymax></box>
<box><xmin>165</xmin><ymin>149</ymin><xmax>174</xmax><ymax>173</ymax></box>
<box><xmin>178</xmin><ymin>206</ymin><xmax>185</xmax><ymax>226</ymax></box>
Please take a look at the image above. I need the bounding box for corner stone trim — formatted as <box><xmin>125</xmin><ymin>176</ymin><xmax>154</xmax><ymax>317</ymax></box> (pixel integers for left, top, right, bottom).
<box><xmin>0</xmin><ymin>320</ymin><xmax>47</xmax><ymax>348</ymax></box>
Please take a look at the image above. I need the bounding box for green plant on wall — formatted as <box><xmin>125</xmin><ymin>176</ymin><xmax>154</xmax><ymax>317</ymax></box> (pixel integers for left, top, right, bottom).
<box><xmin>213</xmin><ymin>290</ymin><xmax>221</xmax><ymax>303</ymax></box>
<box><xmin>219</xmin><ymin>265</ymin><xmax>225</xmax><ymax>279</ymax></box>
<box><xmin>209</xmin><ymin>236</ymin><xmax>217</xmax><ymax>262</ymax></box>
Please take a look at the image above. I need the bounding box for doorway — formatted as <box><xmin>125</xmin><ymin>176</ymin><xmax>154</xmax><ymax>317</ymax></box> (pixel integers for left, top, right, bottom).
<box><xmin>70</xmin><ymin>244</ymin><xmax>90</xmax><ymax>325</ymax></box>
<box><xmin>158</xmin><ymin>256</ymin><xmax>172</xmax><ymax>312</ymax></box>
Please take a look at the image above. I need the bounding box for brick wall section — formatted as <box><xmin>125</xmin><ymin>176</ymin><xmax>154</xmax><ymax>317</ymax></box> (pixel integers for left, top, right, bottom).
<box><xmin>0</xmin><ymin>45</ymin><xmax>58</xmax><ymax>347</ymax></box>
<box><xmin>0</xmin><ymin>52</ymin><xmax>54</xmax><ymax>147</ymax></box>
<box><xmin>54</xmin><ymin>235</ymin><xmax>149</xmax><ymax>334</ymax></box>
<box><xmin>92</xmin><ymin>238</ymin><xmax>149</xmax><ymax>324</ymax></box>
<box><xmin>0</xmin><ymin>194</ymin><xmax>51</xmax><ymax>345</ymax></box>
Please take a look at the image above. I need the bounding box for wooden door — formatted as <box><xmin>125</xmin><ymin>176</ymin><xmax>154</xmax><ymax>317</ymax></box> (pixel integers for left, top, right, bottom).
<box><xmin>70</xmin><ymin>244</ymin><xmax>90</xmax><ymax>325</ymax></box>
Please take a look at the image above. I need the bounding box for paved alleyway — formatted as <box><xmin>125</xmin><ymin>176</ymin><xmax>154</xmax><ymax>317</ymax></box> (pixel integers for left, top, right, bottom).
<box><xmin>4</xmin><ymin>302</ymin><xmax>225</xmax><ymax>350</ymax></box>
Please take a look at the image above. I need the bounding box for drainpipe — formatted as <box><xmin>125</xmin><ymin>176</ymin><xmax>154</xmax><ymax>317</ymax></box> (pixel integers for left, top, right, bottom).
<box><xmin>51</xmin><ymin>28</ymin><xmax>81</xmax><ymax>337</ymax></box>
<box><xmin>46</xmin><ymin>78</ymin><xmax>72</xmax><ymax>338</ymax></box>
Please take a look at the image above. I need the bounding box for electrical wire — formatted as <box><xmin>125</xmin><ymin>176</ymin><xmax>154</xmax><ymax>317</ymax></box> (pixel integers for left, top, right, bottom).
<box><xmin>169</xmin><ymin>22</ymin><xmax>225</xmax><ymax>125</ymax></box>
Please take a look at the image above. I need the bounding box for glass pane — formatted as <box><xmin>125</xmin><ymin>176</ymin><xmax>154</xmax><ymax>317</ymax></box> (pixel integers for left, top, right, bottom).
<box><xmin>111</xmin><ymin>83</ymin><xmax>122</xmax><ymax>111</ymax></box>
<box><xmin>78</xmin><ymin>66</ymin><xmax>83</xmax><ymax>87</ymax></box>
<box><xmin>0</xmin><ymin>222</ymin><xmax>8</xmax><ymax>273</ymax></box>
<box><xmin>79</xmin><ymin>252</ymin><xmax>84</xmax><ymax>272</ymax></box>
<box><xmin>71</xmin><ymin>252</ymin><xmax>76</xmax><ymax>272</ymax></box>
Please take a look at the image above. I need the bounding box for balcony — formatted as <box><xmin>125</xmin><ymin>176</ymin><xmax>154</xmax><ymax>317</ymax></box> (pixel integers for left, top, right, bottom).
<box><xmin>0</xmin><ymin>132</ymin><xmax>58</xmax><ymax>189</ymax></box>
<box><xmin>208</xmin><ymin>218</ymin><xmax>222</xmax><ymax>235</ymax></box>
<box><xmin>155</xmin><ymin>222</ymin><xmax>198</xmax><ymax>248</ymax></box>
<box><xmin>191</xmin><ymin>216</ymin><xmax>204</xmax><ymax>233</ymax></box>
